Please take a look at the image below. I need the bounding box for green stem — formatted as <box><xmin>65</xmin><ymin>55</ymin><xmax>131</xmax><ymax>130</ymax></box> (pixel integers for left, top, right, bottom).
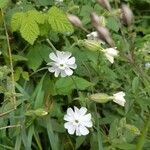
<box><xmin>2</xmin><ymin>9</ymin><xmax>16</xmax><ymax>109</ymax></box>
<box><xmin>46</xmin><ymin>38</ymin><xmax>57</xmax><ymax>51</ymax></box>
<box><xmin>136</xmin><ymin>114</ymin><xmax>150</xmax><ymax>150</ymax></box>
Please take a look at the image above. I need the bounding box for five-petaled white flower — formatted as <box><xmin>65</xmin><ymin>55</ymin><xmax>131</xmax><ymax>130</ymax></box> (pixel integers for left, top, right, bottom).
<box><xmin>113</xmin><ymin>91</ymin><xmax>126</xmax><ymax>106</ymax></box>
<box><xmin>103</xmin><ymin>47</ymin><xmax>119</xmax><ymax>63</ymax></box>
<box><xmin>64</xmin><ymin>107</ymin><xmax>93</xmax><ymax>136</ymax></box>
<box><xmin>47</xmin><ymin>51</ymin><xmax>77</xmax><ymax>77</ymax></box>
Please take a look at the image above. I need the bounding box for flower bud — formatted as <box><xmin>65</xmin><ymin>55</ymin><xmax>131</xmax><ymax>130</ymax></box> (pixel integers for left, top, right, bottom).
<box><xmin>26</xmin><ymin>108</ymin><xmax>48</xmax><ymax>117</ymax></box>
<box><xmin>90</xmin><ymin>12</ymin><xmax>100</xmax><ymax>28</ymax></box>
<box><xmin>90</xmin><ymin>93</ymin><xmax>110</xmax><ymax>103</ymax></box>
<box><xmin>121</xmin><ymin>4</ymin><xmax>134</xmax><ymax>26</ymax></box>
<box><xmin>67</xmin><ymin>14</ymin><xmax>83</xmax><ymax>28</ymax></box>
<box><xmin>96</xmin><ymin>26</ymin><xmax>114</xmax><ymax>47</ymax></box>
<box><xmin>79</xmin><ymin>40</ymin><xmax>103</xmax><ymax>51</ymax></box>
<box><xmin>125</xmin><ymin>124</ymin><xmax>140</xmax><ymax>135</ymax></box>
<box><xmin>96</xmin><ymin>0</ymin><xmax>111</xmax><ymax>11</ymax></box>
<box><xmin>99</xmin><ymin>16</ymin><xmax>106</xmax><ymax>27</ymax></box>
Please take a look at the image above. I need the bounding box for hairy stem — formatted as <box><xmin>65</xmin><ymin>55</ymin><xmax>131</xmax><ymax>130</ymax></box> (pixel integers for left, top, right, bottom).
<box><xmin>1</xmin><ymin>9</ymin><xmax>16</xmax><ymax>109</ymax></box>
<box><xmin>136</xmin><ymin>114</ymin><xmax>150</xmax><ymax>150</ymax></box>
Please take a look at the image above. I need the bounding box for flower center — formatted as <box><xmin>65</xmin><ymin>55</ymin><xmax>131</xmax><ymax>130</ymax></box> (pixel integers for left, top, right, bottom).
<box><xmin>58</xmin><ymin>63</ymin><xmax>66</xmax><ymax>70</ymax></box>
<box><xmin>73</xmin><ymin>119</ymin><xmax>80</xmax><ymax>126</ymax></box>
<box><xmin>75</xmin><ymin>120</ymin><xmax>79</xmax><ymax>123</ymax></box>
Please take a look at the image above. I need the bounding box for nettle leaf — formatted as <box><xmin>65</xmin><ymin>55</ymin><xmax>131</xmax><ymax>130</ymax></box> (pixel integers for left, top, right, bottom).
<box><xmin>20</xmin><ymin>18</ymin><xmax>40</xmax><ymax>45</ymax></box>
<box><xmin>27</xmin><ymin>10</ymin><xmax>45</xmax><ymax>24</ymax></box>
<box><xmin>11</xmin><ymin>10</ymin><xmax>45</xmax><ymax>44</ymax></box>
<box><xmin>55</xmin><ymin>76</ymin><xmax>93</xmax><ymax>95</ymax></box>
<box><xmin>11</xmin><ymin>12</ymin><xmax>25</xmax><ymax>31</ymax></box>
<box><xmin>48</xmin><ymin>6</ymin><xmax>74</xmax><ymax>33</ymax></box>
<box><xmin>0</xmin><ymin>0</ymin><xmax>9</xmax><ymax>9</ymax></box>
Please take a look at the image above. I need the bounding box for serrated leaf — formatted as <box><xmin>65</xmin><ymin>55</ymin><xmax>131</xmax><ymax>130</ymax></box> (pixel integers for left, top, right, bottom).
<box><xmin>11</xmin><ymin>10</ymin><xmax>45</xmax><ymax>44</ymax></box>
<box><xmin>20</xmin><ymin>18</ymin><xmax>40</xmax><ymax>45</ymax></box>
<box><xmin>48</xmin><ymin>6</ymin><xmax>74</xmax><ymax>33</ymax></box>
<box><xmin>11</xmin><ymin>12</ymin><xmax>25</xmax><ymax>31</ymax></box>
<box><xmin>27</xmin><ymin>10</ymin><xmax>45</xmax><ymax>24</ymax></box>
<box><xmin>55</xmin><ymin>76</ymin><xmax>93</xmax><ymax>95</ymax></box>
<box><xmin>0</xmin><ymin>0</ymin><xmax>9</xmax><ymax>9</ymax></box>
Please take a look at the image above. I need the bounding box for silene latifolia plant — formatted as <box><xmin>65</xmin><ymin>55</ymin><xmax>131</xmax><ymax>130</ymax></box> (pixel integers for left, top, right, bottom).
<box><xmin>0</xmin><ymin>0</ymin><xmax>149</xmax><ymax>150</ymax></box>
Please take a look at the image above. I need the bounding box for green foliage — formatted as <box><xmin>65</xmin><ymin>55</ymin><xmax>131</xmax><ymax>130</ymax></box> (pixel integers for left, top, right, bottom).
<box><xmin>0</xmin><ymin>0</ymin><xmax>9</xmax><ymax>9</ymax></box>
<box><xmin>0</xmin><ymin>0</ymin><xmax>150</xmax><ymax>150</ymax></box>
<box><xmin>11</xmin><ymin>10</ymin><xmax>44</xmax><ymax>44</ymax></box>
<box><xmin>47</xmin><ymin>6</ymin><xmax>74</xmax><ymax>33</ymax></box>
<box><xmin>55</xmin><ymin>76</ymin><xmax>93</xmax><ymax>95</ymax></box>
<box><xmin>26</xmin><ymin>44</ymin><xmax>51</xmax><ymax>71</ymax></box>
<box><xmin>11</xmin><ymin>7</ymin><xmax>74</xmax><ymax>44</ymax></box>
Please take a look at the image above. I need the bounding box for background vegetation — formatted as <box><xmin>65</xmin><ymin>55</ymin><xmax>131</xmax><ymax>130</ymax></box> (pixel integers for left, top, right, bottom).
<box><xmin>0</xmin><ymin>0</ymin><xmax>150</xmax><ymax>149</ymax></box>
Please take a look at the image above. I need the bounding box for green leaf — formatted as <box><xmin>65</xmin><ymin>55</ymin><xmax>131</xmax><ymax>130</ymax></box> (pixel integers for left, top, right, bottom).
<box><xmin>27</xmin><ymin>46</ymin><xmax>43</xmax><ymax>71</ymax></box>
<box><xmin>12</xmin><ymin>54</ymin><xmax>28</xmax><ymax>61</ymax></box>
<box><xmin>55</xmin><ymin>76</ymin><xmax>93</xmax><ymax>95</ymax></box>
<box><xmin>112</xmin><ymin>143</ymin><xmax>136</xmax><ymax>150</ymax></box>
<box><xmin>11</xmin><ymin>10</ymin><xmax>45</xmax><ymax>44</ymax></box>
<box><xmin>107</xmin><ymin>17</ymin><xmax>120</xmax><ymax>32</ymax></box>
<box><xmin>11</xmin><ymin>12</ymin><xmax>25</xmax><ymax>31</ymax></box>
<box><xmin>0</xmin><ymin>0</ymin><xmax>9</xmax><ymax>9</ymax></box>
<box><xmin>27</xmin><ymin>10</ymin><xmax>45</xmax><ymax>24</ymax></box>
<box><xmin>75</xmin><ymin>137</ymin><xmax>86</xmax><ymax>149</ymax></box>
<box><xmin>48</xmin><ymin>6</ymin><xmax>74</xmax><ymax>33</ymax></box>
<box><xmin>20</xmin><ymin>18</ymin><xmax>40</xmax><ymax>45</ymax></box>
<box><xmin>132</xmin><ymin>77</ymin><xmax>139</xmax><ymax>93</ymax></box>
<box><xmin>26</xmin><ymin>44</ymin><xmax>51</xmax><ymax>71</ymax></box>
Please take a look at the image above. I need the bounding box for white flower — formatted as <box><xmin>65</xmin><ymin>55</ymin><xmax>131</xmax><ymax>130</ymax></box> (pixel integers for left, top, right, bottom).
<box><xmin>145</xmin><ymin>62</ymin><xmax>150</xmax><ymax>69</ymax></box>
<box><xmin>47</xmin><ymin>51</ymin><xmax>77</xmax><ymax>77</ymax></box>
<box><xmin>86</xmin><ymin>31</ymin><xmax>105</xmax><ymax>44</ymax></box>
<box><xmin>103</xmin><ymin>47</ymin><xmax>119</xmax><ymax>63</ymax></box>
<box><xmin>113</xmin><ymin>91</ymin><xmax>126</xmax><ymax>106</ymax></box>
<box><xmin>87</xmin><ymin>31</ymin><xmax>99</xmax><ymax>40</ymax></box>
<box><xmin>64</xmin><ymin>107</ymin><xmax>93</xmax><ymax>136</ymax></box>
<box><xmin>55</xmin><ymin>0</ymin><xmax>63</xmax><ymax>3</ymax></box>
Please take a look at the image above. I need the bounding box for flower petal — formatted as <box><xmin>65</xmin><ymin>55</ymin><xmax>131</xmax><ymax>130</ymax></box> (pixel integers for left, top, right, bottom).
<box><xmin>81</xmin><ymin>113</ymin><xmax>91</xmax><ymax>122</ymax></box>
<box><xmin>64</xmin><ymin>68</ymin><xmax>73</xmax><ymax>76</ymax></box>
<box><xmin>79</xmin><ymin>125</ymin><xmax>89</xmax><ymax>136</ymax></box>
<box><xmin>81</xmin><ymin>121</ymin><xmax>93</xmax><ymax>128</ymax></box>
<box><xmin>64</xmin><ymin>115</ymin><xmax>74</xmax><ymax>122</ymax></box>
<box><xmin>64</xmin><ymin>123</ymin><xmax>76</xmax><ymax>135</ymax></box>
<box><xmin>54</xmin><ymin>69</ymin><xmax>60</xmax><ymax>77</ymax></box>
<box><xmin>49</xmin><ymin>52</ymin><xmax>58</xmax><ymax>61</ymax></box>
<box><xmin>67</xmin><ymin>108</ymin><xmax>74</xmax><ymax>116</ymax></box>
<box><xmin>63</xmin><ymin>52</ymin><xmax>72</xmax><ymax>60</ymax></box>
<box><xmin>105</xmin><ymin>54</ymin><xmax>114</xmax><ymax>63</ymax></box>
<box><xmin>66</xmin><ymin>57</ymin><xmax>75</xmax><ymax>65</ymax></box>
<box><xmin>60</xmin><ymin>70</ymin><xmax>67</xmax><ymax>77</ymax></box>
<box><xmin>75</xmin><ymin>127</ymin><xmax>82</xmax><ymax>136</ymax></box>
<box><xmin>69</xmin><ymin>63</ymin><xmax>77</xmax><ymax>69</ymax></box>
<box><xmin>48</xmin><ymin>67</ymin><xmax>55</xmax><ymax>73</ymax></box>
<box><xmin>79</xmin><ymin>107</ymin><xmax>87</xmax><ymax>116</ymax></box>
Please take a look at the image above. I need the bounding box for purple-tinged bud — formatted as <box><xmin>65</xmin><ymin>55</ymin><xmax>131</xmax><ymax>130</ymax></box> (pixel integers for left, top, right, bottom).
<box><xmin>96</xmin><ymin>26</ymin><xmax>114</xmax><ymax>47</ymax></box>
<box><xmin>121</xmin><ymin>4</ymin><xmax>134</xmax><ymax>26</ymax></box>
<box><xmin>67</xmin><ymin>14</ymin><xmax>83</xmax><ymax>28</ymax></box>
<box><xmin>90</xmin><ymin>12</ymin><xmax>100</xmax><ymax>28</ymax></box>
<box><xmin>96</xmin><ymin>0</ymin><xmax>111</xmax><ymax>11</ymax></box>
